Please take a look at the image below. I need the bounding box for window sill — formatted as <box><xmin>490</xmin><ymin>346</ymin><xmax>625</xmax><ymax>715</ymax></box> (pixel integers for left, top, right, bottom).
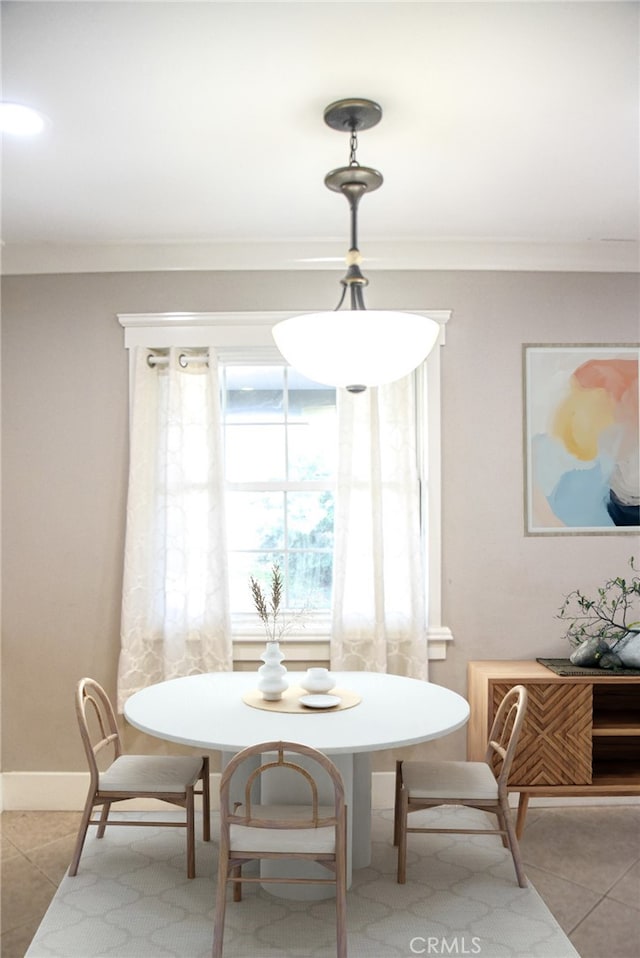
<box><xmin>231</xmin><ymin>626</ymin><xmax>452</xmax><ymax>665</ymax></box>
<box><xmin>232</xmin><ymin>634</ymin><xmax>331</xmax><ymax>669</ymax></box>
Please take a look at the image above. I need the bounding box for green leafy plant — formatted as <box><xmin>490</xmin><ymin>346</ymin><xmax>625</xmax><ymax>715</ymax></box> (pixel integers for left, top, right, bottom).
<box><xmin>558</xmin><ymin>557</ymin><xmax>640</xmax><ymax>652</ymax></box>
<box><xmin>250</xmin><ymin>563</ymin><xmax>307</xmax><ymax>642</ymax></box>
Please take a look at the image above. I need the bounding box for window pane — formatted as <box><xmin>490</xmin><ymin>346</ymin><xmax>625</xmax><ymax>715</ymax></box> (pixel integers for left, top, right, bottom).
<box><xmin>226</xmin><ymin>491</ymin><xmax>284</xmax><ymax>550</ymax></box>
<box><xmin>287</xmin><ymin>491</ymin><xmax>334</xmax><ymax>549</ymax></box>
<box><xmin>223</xmin><ymin>366</ymin><xmax>286</xmax><ymax>481</ymax></box>
<box><xmin>228</xmin><ymin>551</ymin><xmax>332</xmax><ymax>614</ymax></box>
<box><xmin>225</xmin><ymin>424</ymin><xmax>285</xmax><ymax>481</ymax></box>
<box><xmin>288</xmin><ymin>552</ymin><xmax>333</xmax><ymax>610</ymax></box>
<box><xmin>224</xmin><ymin>366</ymin><xmax>284</xmax><ymax>422</ymax></box>
<box><xmin>288</xmin><ymin>419</ymin><xmax>336</xmax><ymax>481</ymax></box>
<box><xmin>228</xmin><ymin>551</ymin><xmax>284</xmax><ymax>613</ymax></box>
<box><xmin>287</xmin><ymin>372</ymin><xmax>336</xmax><ymax>482</ymax></box>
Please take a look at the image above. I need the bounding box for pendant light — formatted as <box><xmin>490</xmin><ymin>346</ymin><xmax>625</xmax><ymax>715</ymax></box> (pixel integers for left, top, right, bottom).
<box><xmin>272</xmin><ymin>98</ymin><xmax>440</xmax><ymax>393</ymax></box>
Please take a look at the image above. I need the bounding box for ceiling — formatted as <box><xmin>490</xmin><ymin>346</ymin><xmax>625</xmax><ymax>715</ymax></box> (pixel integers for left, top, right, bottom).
<box><xmin>1</xmin><ymin>0</ymin><xmax>638</xmax><ymax>275</ymax></box>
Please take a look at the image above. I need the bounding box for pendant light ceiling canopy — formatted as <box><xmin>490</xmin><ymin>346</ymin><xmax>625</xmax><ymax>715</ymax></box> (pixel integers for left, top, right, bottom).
<box><xmin>272</xmin><ymin>98</ymin><xmax>440</xmax><ymax>393</ymax></box>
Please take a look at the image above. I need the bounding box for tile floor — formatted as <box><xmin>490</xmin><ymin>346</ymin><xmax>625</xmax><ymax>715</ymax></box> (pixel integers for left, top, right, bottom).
<box><xmin>1</xmin><ymin>804</ymin><xmax>639</xmax><ymax>958</ymax></box>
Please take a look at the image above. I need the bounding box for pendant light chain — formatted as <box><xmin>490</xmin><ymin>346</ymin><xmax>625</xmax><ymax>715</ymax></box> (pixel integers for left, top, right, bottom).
<box><xmin>349</xmin><ymin>129</ymin><xmax>359</xmax><ymax>166</ymax></box>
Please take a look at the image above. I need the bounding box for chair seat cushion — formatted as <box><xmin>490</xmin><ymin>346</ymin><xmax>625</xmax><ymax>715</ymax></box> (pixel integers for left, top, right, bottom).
<box><xmin>402</xmin><ymin>760</ymin><xmax>498</xmax><ymax>801</ymax></box>
<box><xmin>230</xmin><ymin>804</ymin><xmax>337</xmax><ymax>853</ymax></box>
<box><xmin>99</xmin><ymin>755</ymin><xmax>203</xmax><ymax>794</ymax></box>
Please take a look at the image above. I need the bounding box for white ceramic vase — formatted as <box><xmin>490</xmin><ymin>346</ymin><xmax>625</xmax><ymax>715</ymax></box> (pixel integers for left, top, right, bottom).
<box><xmin>300</xmin><ymin>667</ymin><xmax>335</xmax><ymax>694</ymax></box>
<box><xmin>257</xmin><ymin>641</ymin><xmax>288</xmax><ymax>701</ymax></box>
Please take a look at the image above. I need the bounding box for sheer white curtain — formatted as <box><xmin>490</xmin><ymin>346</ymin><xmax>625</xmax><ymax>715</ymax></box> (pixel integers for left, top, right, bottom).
<box><xmin>117</xmin><ymin>347</ymin><xmax>232</xmax><ymax>711</ymax></box>
<box><xmin>330</xmin><ymin>374</ymin><xmax>428</xmax><ymax>679</ymax></box>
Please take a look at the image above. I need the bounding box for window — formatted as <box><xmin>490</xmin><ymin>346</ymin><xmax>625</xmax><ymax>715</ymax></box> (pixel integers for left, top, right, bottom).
<box><xmin>221</xmin><ymin>364</ymin><xmax>337</xmax><ymax>616</ymax></box>
<box><xmin>119</xmin><ymin>311</ymin><xmax>452</xmax><ymax>660</ymax></box>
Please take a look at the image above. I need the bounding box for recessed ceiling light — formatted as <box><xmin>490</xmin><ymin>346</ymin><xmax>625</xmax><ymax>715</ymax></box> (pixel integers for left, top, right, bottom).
<box><xmin>0</xmin><ymin>102</ymin><xmax>46</xmax><ymax>135</ymax></box>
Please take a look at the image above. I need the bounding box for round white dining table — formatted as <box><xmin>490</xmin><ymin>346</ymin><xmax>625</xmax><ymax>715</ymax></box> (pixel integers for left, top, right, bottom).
<box><xmin>124</xmin><ymin>670</ymin><xmax>469</xmax><ymax>897</ymax></box>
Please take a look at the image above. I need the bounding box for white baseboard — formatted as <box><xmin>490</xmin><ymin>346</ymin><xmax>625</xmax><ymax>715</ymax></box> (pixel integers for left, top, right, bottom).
<box><xmin>1</xmin><ymin>770</ymin><xmax>639</xmax><ymax>812</ymax></box>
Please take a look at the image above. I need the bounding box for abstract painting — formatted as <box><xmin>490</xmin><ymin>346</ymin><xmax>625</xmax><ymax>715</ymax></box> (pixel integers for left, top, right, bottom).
<box><xmin>524</xmin><ymin>345</ymin><xmax>640</xmax><ymax>535</ymax></box>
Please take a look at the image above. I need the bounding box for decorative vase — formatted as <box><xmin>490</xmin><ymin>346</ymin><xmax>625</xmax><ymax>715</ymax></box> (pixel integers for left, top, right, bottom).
<box><xmin>300</xmin><ymin>667</ymin><xmax>335</xmax><ymax>694</ymax></box>
<box><xmin>257</xmin><ymin>641</ymin><xmax>288</xmax><ymax>701</ymax></box>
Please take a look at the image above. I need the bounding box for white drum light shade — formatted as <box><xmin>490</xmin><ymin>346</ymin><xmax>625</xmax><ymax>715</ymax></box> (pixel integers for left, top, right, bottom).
<box><xmin>272</xmin><ymin>310</ymin><xmax>441</xmax><ymax>388</ymax></box>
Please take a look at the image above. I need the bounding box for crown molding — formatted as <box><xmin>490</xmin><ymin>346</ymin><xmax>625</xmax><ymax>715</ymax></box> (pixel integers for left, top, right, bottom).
<box><xmin>2</xmin><ymin>239</ymin><xmax>638</xmax><ymax>276</ymax></box>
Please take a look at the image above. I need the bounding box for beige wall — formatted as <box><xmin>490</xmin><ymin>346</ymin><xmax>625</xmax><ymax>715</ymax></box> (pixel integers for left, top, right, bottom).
<box><xmin>1</xmin><ymin>268</ymin><xmax>638</xmax><ymax>775</ymax></box>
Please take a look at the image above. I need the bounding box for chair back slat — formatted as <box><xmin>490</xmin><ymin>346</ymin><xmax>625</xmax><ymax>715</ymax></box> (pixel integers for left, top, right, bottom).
<box><xmin>220</xmin><ymin>740</ymin><xmax>345</xmax><ymax>831</ymax></box>
<box><xmin>76</xmin><ymin>678</ymin><xmax>122</xmax><ymax>788</ymax></box>
<box><xmin>242</xmin><ymin>746</ymin><xmax>321</xmax><ymax>823</ymax></box>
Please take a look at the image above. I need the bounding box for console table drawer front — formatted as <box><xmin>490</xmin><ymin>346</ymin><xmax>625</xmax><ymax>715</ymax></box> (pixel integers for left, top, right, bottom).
<box><xmin>493</xmin><ymin>682</ymin><xmax>592</xmax><ymax>786</ymax></box>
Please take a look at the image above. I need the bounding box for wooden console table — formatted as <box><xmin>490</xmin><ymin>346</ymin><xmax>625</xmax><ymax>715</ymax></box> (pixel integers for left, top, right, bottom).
<box><xmin>467</xmin><ymin>660</ymin><xmax>640</xmax><ymax>836</ymax></box>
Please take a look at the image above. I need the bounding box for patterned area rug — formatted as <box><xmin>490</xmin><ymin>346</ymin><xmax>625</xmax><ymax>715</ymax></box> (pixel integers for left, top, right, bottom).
<box><xmin>26</xmin><ymin>808</ymin><xmax>578</xmax><ymax>958</ymax></box>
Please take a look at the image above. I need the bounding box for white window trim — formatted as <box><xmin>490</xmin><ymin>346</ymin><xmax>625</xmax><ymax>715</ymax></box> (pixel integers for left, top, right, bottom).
<box><xmin>118</xmin><ymin>310</ymin><xmax>453</xmax><ymax>660</ymax></box>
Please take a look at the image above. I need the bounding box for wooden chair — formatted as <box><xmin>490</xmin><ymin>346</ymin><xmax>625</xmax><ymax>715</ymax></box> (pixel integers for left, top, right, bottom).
<box><xmin>394</xmin><ymin>684</ymin><xmax>528</xmax><ymax>888</ymax></box>
<box><xmin>69</xmin><ymin>677</ymin><xmax>210</xmax><ymax>879</ymax></box>
<box><xmin>212</xmin><ymin>740</ymin><xmax>347</xmax><ymax>958</ymax></box>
